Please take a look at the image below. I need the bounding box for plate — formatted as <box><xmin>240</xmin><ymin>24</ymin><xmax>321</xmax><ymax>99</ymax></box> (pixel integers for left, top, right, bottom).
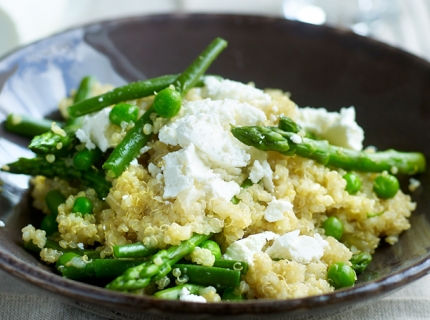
<box><xmin>1</xmin><ymin>13</ymin><xmax>430</xmax><ymax>319</ymax></box>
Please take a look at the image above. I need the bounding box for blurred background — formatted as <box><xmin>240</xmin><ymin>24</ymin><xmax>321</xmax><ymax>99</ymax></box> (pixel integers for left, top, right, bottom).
<box><xmin>0</xmin><ymin>0</ymin><xmax>429</xmax><ymax>61</ymax></box>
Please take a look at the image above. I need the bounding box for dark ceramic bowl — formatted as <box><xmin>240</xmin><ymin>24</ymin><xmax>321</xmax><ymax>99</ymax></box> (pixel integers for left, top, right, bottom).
<box><xmin>1</xmin><ymin>14</ymin><xmax>430</xmax><ymax>320</ymax></box>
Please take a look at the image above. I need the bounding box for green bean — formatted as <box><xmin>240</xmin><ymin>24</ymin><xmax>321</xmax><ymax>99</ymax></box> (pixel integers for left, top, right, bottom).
<box><xmin>213</xmin><ymin>259</ymin><xmax>249</xmax><ymax>275</ymax></box>
<box><xmin>40</xmin><ymin>214</ymin><xmax>58</xmax><ymax>236</ymax></box>
<box><xmin>153</xmin><ymin>284</ymin><xmax>205</xmax><ymax>300</ymax></box>
<box><xmin>113</xmin><ymin>242</ymin><xmax>158</xmax><ymax>259</ymax></box>
<box><xmin>5</xmin><ymin>114</ymin><xmax>58</xmax><ymax>138</ymax></box>
<box><xmin>45</xmin><ymin>189</ymin><xmax>66</xmax><ymax>217</ymax></box>
<box><xmin>24</xmin><ymin>239</ymin><xmax>100</xmax><ymax>259</ymax></box>
<box><xmin>172</xmin><ymin>264</ymin><xmax>241</xmax><ymax>288</ymax></box>
<box><xmin>67</xmin><ymin>74</ymin><xmax>178</xmax><ymax>118</ymax></box>
<box><xmin>222</xmin><ymin>286</ymin><xmax>245</xmax><ymax>301</ymax></box>
<box><xmin>109</xmin><ymin>103</ymin><xmax>139</xmax><ymax>126</ymax></box>
<box><xmin>73</xmin><ymin>148</ymin><xmax>102</xmax><ymax>171</ymax></box>
<box><xmin>74</xmin><ymin>76</ymin><xmax>97</xmax><ymax>103</ymax></box>
<box><xmin>200</xmin><ymin>240</ymin><xmax>222</xmax><ymax>259</ymax></box>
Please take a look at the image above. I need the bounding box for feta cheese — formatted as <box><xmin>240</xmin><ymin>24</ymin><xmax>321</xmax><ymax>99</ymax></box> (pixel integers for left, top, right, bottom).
<box><xmin>203</xmin><ymin>76</ymin><xmax>272</xmax><ymax>108</ymax></box>
<box><xmin>139</xmin><ymin>145</ymin><xmax>152</xmax><ymax>154</ymax></box>
<box><xmin>179</xmin><ymin>287</ymin><xmax>207</xmax><ymax>303</ymax></box>
<box><xmin>264</xmin><ymin>198</ymin><xmax>295</xmax><ymax>223</ymax></box>
<box><xmin>162</xmin><ymin>144</ymin><xmax>239</xmax><ymax>201</ymax></box>
<box><xmin>75</xmin><ymin>108</ymin><xmax>112</xmax><ymax>152</ymax></box>
<box><xmin>0</xmin><ymin>220</ymin><xmax>5</xmax><ymax>227</ymax></box>
<box><xmin>148</xmin><ymin>163</ymin><xmax>162</xmax><ymax>178</ymax></box>
<box><xmin>223</xmin><ymin>231</ymin><xmax>278</xmax><ymax>266</ymax></box>
<box><xmin>297</xmin><ymin>107</ymin><xmax>364</xmax><ymax>151</ymax></box>
<box><xmin>249</xmin><ymin>160</ymin><xmax>274</xmax><ymax>192</ymax></box>
<box><xmin>265</xmin><ymin>230</ymin><xmax>328</xmax><ymax>264</ymax></box>
<box><xmin>158</xmin><ymin>99</ymin><xmax>266</xmax><ymax>170</ymax></box>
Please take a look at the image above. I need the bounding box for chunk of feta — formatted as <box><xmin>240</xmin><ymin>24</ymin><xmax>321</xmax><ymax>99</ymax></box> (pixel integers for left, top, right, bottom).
<box><xmin>162</xmin><ymin>144</ymin><xmax>239</xmax><ymax>201</ymax></box>
<box><xmin>178</xmin><ymin>287</ymin><xmax>207</xmax><ymax>303</ymax></box>
<box><xmin>264</xmin><ymin>197</ymin><xmax>295</xmax><ymax>223</ymax></box>
<box><xmin>75</xmin><ymin>108</ymin><xmax>112</xmax><ymax>152</ymax></box>
<box><xmin>203</xmin><ymin>76</ymin><xmax>272</xmax><ymax>108</ymax></box>
<box><xmin>223</xmin><ymin>231</ymin><xmax>278</xmax><ymax>266</ymax></box>
<box><xmin>158</xmin><ymin>99</ymin><xmax>266</xmax><ymax>170</ymax></box>
<box><xmin>265</xmin><ymin>230</ymin><xmax>328</xmax><ymax>264</ymax></box>
<box><xmin>296</xmin><ymin>106</ymin><xmax>364</xmax><ymax>151</ymax></box>
<box><xmin>0</xmin><ymin>220</ymin><xmax>5</xmax><ymax>227</ymax></box>
<box><xmin>249</xmin><ymin>160</ymin><xmax>274</xmax><ymax>192</ymax></box>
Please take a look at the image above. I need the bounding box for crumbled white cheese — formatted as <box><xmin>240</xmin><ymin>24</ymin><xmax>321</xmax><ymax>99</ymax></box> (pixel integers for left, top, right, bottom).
<box><xmin>296</xmin><ymin>106</ymin><xmax>364</xmax><ymax>151</ymax></box>
<box><xmin>179</xmin><ymin>287</ymin><xmax>207</xmax><ymax>303</ymax></box>
<box><xmin>203</xmin><ymin>76</ymin><xmax>272</xmax><ymax>108</ymax></box>
<box><xmin>409</xmin><ymin>178</ymin><xmax>421</xmax><ymax>192</ymax></box>
<box><xmin>158</xmin><ymin>99</ymin><xmax>266</xmax><ymax>170</ymax></box>
<box><xmin>139</xmin><ymin>146</ymin><xmax>152</xmax><ymax>154</ymax></box>
<box><xmin>77</xmin><ymin>243</ymin><xmax>84</xmax><ymax>250</ymax></box>
<box><xmin>129</xmin><ymin>159</ymin><xmax>139</xmax><ymax>166</ymax></box>
<box><xmin>223</xmin><ymin>231</ymin><xmax>278</xmax><ymax>266</ymax></box>
<box><xmin>290</xmin><ymin>133</ymin><xmax>302</xmax><ymax>144</ymax></box>
<box><xmin>0</xmin><ymin>220</ymin><xmax>5</xmax><ymax>227</ymax></box>
<box><xmin>249</xmin><ymin>160</ymin><xmax>274</xmax><ymax>192</ymax></box>
<box><xmin>75</xmin><ymin>108</ymin><xmax>112</xmax><ymax>152</ymax></box>
<box><xmin>148</xmin><ymin>163</ymin><xmax>162</xmax><ymax>178</ymax></box>
<box><xmin>161</xmin><ymin>144</ymin><xmax>239</xmax><ymax>201</ymax></box>
<box><xmin>265</xmin><ymin>230</ymin><xmax>328</xmax><ymax>264</ymax></box>
<box><xmin>264</xmin><ymin>197</ymin><xmax>295</xmax><ymax>223</ymax></box>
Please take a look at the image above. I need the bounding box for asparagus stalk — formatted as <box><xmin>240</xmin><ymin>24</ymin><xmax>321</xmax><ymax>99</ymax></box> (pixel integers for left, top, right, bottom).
<box><xmin>28</xmin><ymin>76</ymin><xmax>96</xmax><ymax>155</ymax></box>
<box><xmin>5</xmin><ymin>114</ymin><xmax>60</xmax><ymax>138</ymax></box>
<box><xmin>153</xmin><ymin>284</ymin><xmax>205</xmax><ymax>300</ymax></box>
<box><xmin>2</xmin><ymin>157</ymin><xmax>111</xmax><ymax>198</ymax></box>
<box><xmin>231</xmin><ymin>125</ymin><xmax>426</xmax><ymax>175</ymax></box>
<box><xmin>106</xmin><ymin>233</ymin><xmax>211</xmax><ymax>291</ymax></box>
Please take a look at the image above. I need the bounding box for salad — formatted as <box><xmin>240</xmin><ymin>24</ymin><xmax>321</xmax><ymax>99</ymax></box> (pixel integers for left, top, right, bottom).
<box><xmin>1</xmin><ymin>38</ymin><xmax>426</xmax><ymax>302</ymax></box>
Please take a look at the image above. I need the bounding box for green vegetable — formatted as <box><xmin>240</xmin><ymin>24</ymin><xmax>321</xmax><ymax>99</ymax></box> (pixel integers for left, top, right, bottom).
<box><xmin>109</xmin><ymin>103</ymin><xmax>139</xmax><ymax>126</ymax></box>
<box><xmin>102</xmin><ymin>38</ymin><xmax>228</xmax><ymax>178</ymax></box>
<box><xmin>28</xmin><ymin>76</ymin><xmax>97</xmax><ymax>155</ymax></box>
<box><xmin>5</xmin><ymin>114</ymin><xmax>58</xmax><ymax>138</ymax></box>
<box><xmin>350</xmin><ymin>252</ymin><xmax>372</xmax><ymax>274</ymax></box>
<box><xmin>213</xmin><ymin>259</ymin><xmax>249</xmax><ymax>275</ymax></box>
<box><xmin>153</xmin><ymin>284</ymin><xmax>204</xmax><ymax>300</ymax></box>
<box><xmin>322</xmin><ymin>216</ymin><xmax>343</xmax><ymax>240</ymax></box>
<box><xmin>73</xmin><ymin>148</ymin><xmax>102</xmax><ymax>171</ymax></box>
<box><xmin>45</xmin><ymin>189</ymin><xmax>66</xmax><ymax>217</ymax></box>
<box><xmin>231</xmin><ymin>125</ymin><xmax>426</xmax><ymax>175</ymax></box>
<box><xmin>40</xmin><ymin>214</ymin><xmax>58</xmax><ymax>236</ymax></box>
<box><xmin>222</xmin><ymin>286</ymin><xmax>245</xmax><ymax>301</ymax></box>
<box><xmin>153</xmin><ymin>87</ymin><xmax>182</xmax><ymax>118</ymax></box>
<box><xmin>231</xmin><ymin>178</ymin><xmax>254</xmax><ymax>204</ymax></box>
<box><xmin>113</xmin><ymin>242</ymin><xmax>158</xmax><ymax>259</ymax></box>
<box><xmin>200</xmin><ymin>240</ymin><xmax>222</xmax><ymax>259</ymax></box>
<box><xmin>24</xmin><ymin>239</ymin><xmax>100</xmax><ymax>259</ymax></box>
<box><xmin>72</xmin><ymin>197</ymin><xmax>93</xmax><ymax>216</ymax></box>
<box><xmin>343</xmin><ymin>172</ymin><xmax>362</xmax><ymax>195</ymax></box>
<box><xmin>327</xmin><ymin>262</ymin><xmax>356</xmax><ymax>289</ymax></box>
<box><xmin>278</xmin><ymin>115</ymin><xmax>302</xmax><ymax>134</ymax></box>
<box><xmin>2</xmin><ymin>157</ymin><xmax>111</xmax><ymax>199</ymax></box>
<box><xmin>373</xmin><ymin>172</ymin><xmax>400</xmax><ymax>199</ymax></box>
<box><xmin>106</xmin><ymin>233</ymin><xmax>211</xmax><ymax>291</ymax></box>
<box><xmin>172</xmin><ymin>264</ymin><xmax>241</xmax><ymax>288</ymax></box>
<box><xmin>67</xmin><ymin>74</ymin><xmax>178</xmax><ymax>118</ymax></box>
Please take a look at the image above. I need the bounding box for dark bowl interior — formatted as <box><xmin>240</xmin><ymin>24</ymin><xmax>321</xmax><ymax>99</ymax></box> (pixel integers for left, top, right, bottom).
<box><xmin>1</xmin><ymin>14</ymin><xmax>430</xmax><ymax>319</ymax></box>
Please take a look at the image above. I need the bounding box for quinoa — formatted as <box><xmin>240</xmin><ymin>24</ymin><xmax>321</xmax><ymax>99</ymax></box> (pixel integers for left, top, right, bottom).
<box><xmin>25</xmin><ymin>76</ymin><xmax>417</xmax><ymax>300</ymax></box>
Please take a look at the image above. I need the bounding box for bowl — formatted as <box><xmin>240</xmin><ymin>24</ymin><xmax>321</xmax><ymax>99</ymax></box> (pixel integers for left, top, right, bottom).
<box><xmin>1</xmin><ymin>13</ymin><xmax>430</xmax><ymax>319</ymax></box>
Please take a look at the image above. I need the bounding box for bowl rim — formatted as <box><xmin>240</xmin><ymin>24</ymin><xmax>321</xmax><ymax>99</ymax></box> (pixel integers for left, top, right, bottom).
<box><xmin>1</xmin><ymin>12</ymin><xmax>430</xmax><ymax>317</ymax></box>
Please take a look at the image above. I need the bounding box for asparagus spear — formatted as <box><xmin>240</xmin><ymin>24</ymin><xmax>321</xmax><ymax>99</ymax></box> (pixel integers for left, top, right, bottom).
<box><xmin>106</xmin><ymin>233</ymin><xmax>211</xmax><ymax>291</ymax></box>
<box><xmin>231</xmin><ymin>125</ymin><xmax>426</xmax><ymax>175</ymax></box>
<box><xmin>2</xmin><ymin>157</ymin><xmax>111</xmax><ymax>198</ymax></box>
<box><xmin>5</xmin><ymin>114</ymin><xmax>60</xmax><ymax>138</ymax></box>
<box><xmin>102</xmin><ymin>37</ymin><xmax>228</xmax><ymax>178</ymax></box>
<box><xmin>28</xmin><ymin>76</ymin><xmax>96</xmax><ymax>155</ymax></box>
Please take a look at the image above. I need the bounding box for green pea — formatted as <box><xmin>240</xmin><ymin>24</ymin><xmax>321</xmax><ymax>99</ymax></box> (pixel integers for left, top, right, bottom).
<box><xmin>322</xmin><ymin>216</ymin><xmax>344</xmax><ymax>240</ymax></box>
<box><xmin>200</xmin><ymin>240</ymin><xmax>222</xmax><ymax>259</ymax></box>
<box><xmin>40</xmin><ymin>214</ymin><xmax>58</xmax><ymax>236</ymax></box>
<box><xmin>153</xmin><ymin>87</ymin><xmax>182</xmax><ymax>118</ymax></box>
<box><xmin>56</xmin><ymin>252</ymin><xmax>80</xmax><ymax>269</ymax></box>
<box><xmin>72</xmin><ymin>197</ymin><xmax>93</xmax><ymax>216</ymax></box>
<box><xmin>327</xmin><ymin>262</ymin><xmax>356</xmax><ymax>289</ymax></box>
<box><xmin>240</xmin><ymin>178</ymin><xmax>253</xmax><ymax>189</ymax></box>
<box><xmin>343</xmin><ymin>172</ymin><xmax>361</xmax><ymax>195</ymax></box>
<box><xmin>350</xmin><ymin>252</ymin><xmax>372</xmax><ymax>274</ymax></box>
<box><xmin>109</xmin><ymin>103</ymin><xmax>139</xmax><ymax>126</ymax></box>
<box><xmin>373</xmin><ymin>172</ymin><xmax>399</xmax><ymax>199</ymax></box>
